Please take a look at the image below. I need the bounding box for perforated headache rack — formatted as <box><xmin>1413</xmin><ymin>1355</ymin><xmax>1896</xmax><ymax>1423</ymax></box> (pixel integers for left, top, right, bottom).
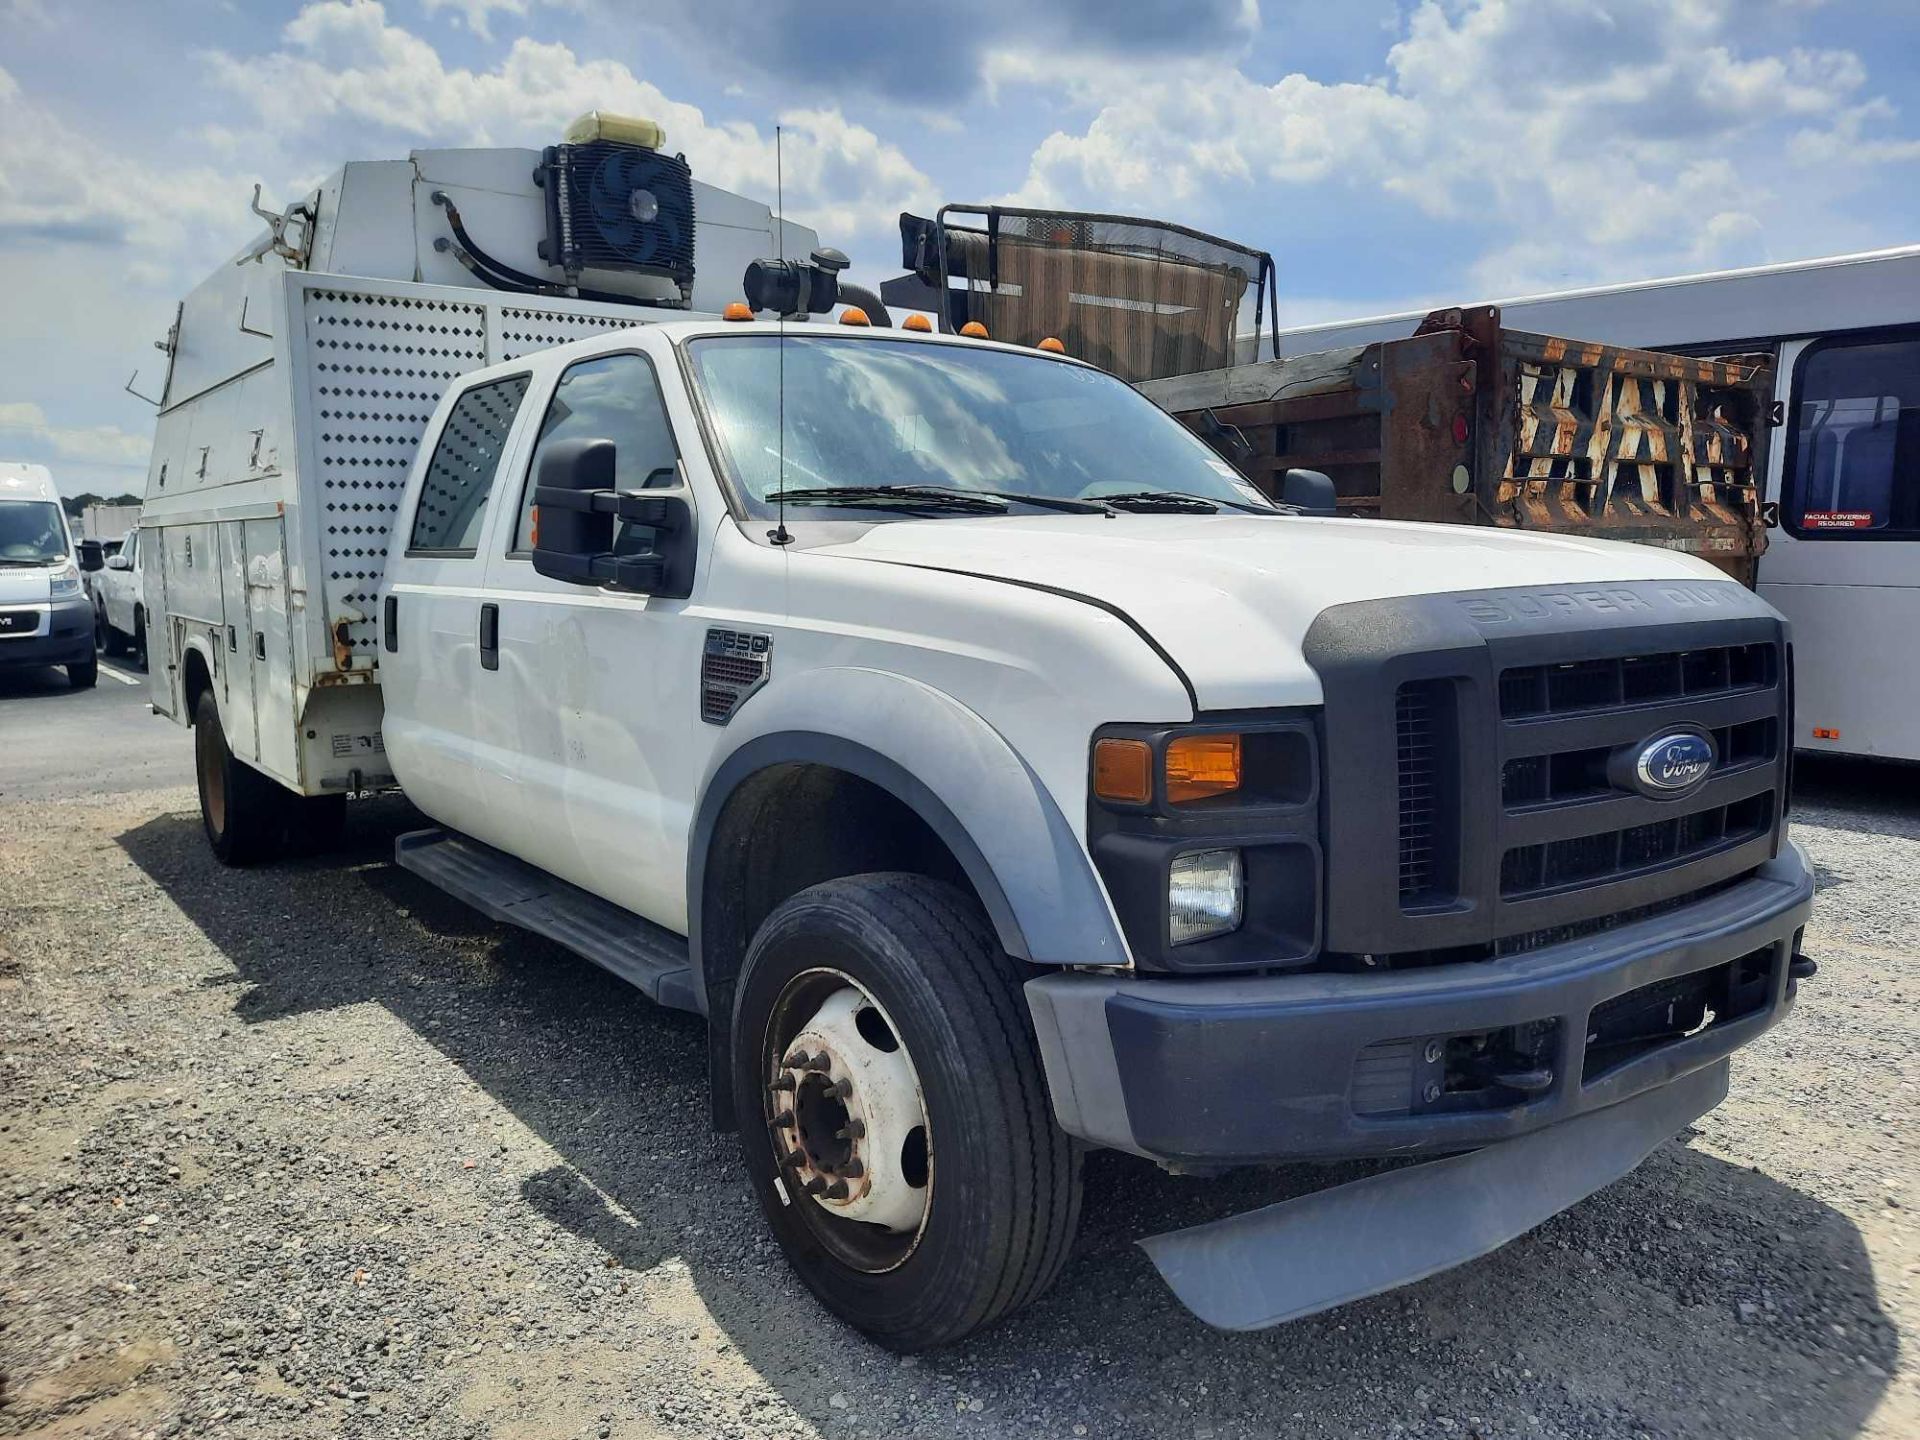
<box><xmin>884</xmin><ymin>205</ymin><xmax>1279</xmax><ymax>384</ymax></box>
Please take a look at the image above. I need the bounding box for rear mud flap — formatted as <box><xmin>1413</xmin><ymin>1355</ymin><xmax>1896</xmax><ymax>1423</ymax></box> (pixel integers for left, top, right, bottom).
<box><xmin>1139</xmin><ymin>1059</ymin><xmax>1729</xmax><ymax>1331</ymax></box>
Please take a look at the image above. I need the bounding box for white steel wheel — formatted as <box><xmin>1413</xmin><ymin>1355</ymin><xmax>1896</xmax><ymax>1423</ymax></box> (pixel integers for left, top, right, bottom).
<box><xmin>730</xmin><ymin>873</ymin><xmax>1082</xmax><ymax>1351</ymax></box>
<box><xmin>764</xmin><ymin>971</ymin><xmax>932</xmax><ymax>1272</ymax></box>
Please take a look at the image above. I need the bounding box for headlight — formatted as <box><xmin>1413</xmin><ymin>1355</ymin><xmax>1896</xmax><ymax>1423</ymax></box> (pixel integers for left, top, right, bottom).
<box><xmin>1168</xmin><ymin>848</ymin><xmax>1243</xmax><ymax>945</ymax></box>
<box><xmin>48</xmin><ymin>562</ymin><xmax>84</xmax><ymax>600</ymax></box>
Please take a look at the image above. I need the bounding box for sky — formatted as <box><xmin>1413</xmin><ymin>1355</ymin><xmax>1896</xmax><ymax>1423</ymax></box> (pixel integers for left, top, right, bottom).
<box><xmin>2</xmin><ymin>0</ymin><xmax>1917</xmax><ymax>497</ymax></box>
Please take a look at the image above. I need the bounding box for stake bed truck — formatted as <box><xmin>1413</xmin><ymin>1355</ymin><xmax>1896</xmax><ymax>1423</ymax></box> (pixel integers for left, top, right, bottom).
<box><xmin>138</xmin><ymin>136</ymin><xmax>1816</xmax><ymax>1349</ymax></box>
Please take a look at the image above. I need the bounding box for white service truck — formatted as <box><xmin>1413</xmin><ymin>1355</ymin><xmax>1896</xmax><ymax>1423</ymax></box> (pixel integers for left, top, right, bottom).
<box><xmin>141</xmin><ymin>120</ymin><xmax>1817</xmax><ymax>1349</ymax></box>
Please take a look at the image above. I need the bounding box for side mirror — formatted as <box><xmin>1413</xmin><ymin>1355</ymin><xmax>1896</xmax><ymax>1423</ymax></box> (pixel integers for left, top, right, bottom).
<box><xmin>78</xmin><ymin>540</ymin><xmax>104</xmax><ymax>573</ymax></box>
<box><xmin>531</xmin><ymin>437</ymin><xmax>696</xmax><ymax>598</ymax></box>
<box><xmin>1280</xmin><ymin>468</ymin><xmax>1337</xmax><ymax>517</ymax></box>
<box><xmin>105</xmin><ymin>552</ymin><xmax>134</xmax><ymax>571</ymax></box>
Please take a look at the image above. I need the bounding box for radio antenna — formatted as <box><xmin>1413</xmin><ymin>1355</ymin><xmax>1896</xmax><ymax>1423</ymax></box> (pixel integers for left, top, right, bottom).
<box><xmin>770</xmin><ymin>122</ymin><xmax>792</xmax><ymax>546</ymax></box>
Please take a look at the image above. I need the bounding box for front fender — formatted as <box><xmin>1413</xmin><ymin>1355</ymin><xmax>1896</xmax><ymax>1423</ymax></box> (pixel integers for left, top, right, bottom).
<box><xmin>688</xmin><ymin>666</ymin><xmax>1126</xmax><ymax>979</ymax></box>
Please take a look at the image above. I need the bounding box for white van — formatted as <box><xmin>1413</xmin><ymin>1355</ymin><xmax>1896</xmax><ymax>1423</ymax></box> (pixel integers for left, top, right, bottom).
<box><xmin>0</xmin><ymin>464</ymin><xmax>96</xmax><ymax>688</ymax></box>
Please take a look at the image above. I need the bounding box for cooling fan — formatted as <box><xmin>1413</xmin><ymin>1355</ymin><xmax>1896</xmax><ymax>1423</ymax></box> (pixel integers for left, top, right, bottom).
<box><xmin>538</xmin><ymin>138</ymin><xmax>697</xmax><ymax>291</ymax></box>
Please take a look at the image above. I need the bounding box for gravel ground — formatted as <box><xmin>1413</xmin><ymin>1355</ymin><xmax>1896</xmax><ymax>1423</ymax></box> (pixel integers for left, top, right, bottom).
<box><xmin>1</xmin><ymin>761</ymin><xmax>1913</xmax><ymax>1440</ymax></box>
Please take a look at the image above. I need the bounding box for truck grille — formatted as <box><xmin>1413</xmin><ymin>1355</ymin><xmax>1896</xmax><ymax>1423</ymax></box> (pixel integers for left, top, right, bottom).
<box><xmin>1499</xmin><ymin>642</ymin><xmax>1776</xmax><ymax>719</ymax></box>
<box><xmin>1310</xmin><ymin>582</ymin><xmax>1791</xmax><ymax>962</ymax></box>
<box><xmin>1395</xmin><ymin>680</ymin><xmax>1454</xmax><ymax>905</ymax></box>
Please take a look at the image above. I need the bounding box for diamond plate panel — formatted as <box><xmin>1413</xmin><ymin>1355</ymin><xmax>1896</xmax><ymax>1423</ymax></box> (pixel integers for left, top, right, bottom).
<box><xmin>497</xmin><ymin>305</ymin><xmax>645</xmax><ymax>361</ymax></box>
<box><xmin>304</xmin><ymin>288</ymin><xmax>488</xmax><ymax>665</ymax></box>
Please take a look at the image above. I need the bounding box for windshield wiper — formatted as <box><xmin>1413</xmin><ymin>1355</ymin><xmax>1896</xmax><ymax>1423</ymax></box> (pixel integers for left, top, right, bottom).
<box><xmin>1097</xmin><ymin>488</ymin><xmax>1279</xmax><ymax>515</ymax></box>
<box><xmin>0</xmin><ymin>557</ymin><xmax>62</xmax><ymax>567</ymax></box>
<box><xmin>764</xmin><ymin>485</ymin><xmax>1009</xmax><ymax>514</ymax></box>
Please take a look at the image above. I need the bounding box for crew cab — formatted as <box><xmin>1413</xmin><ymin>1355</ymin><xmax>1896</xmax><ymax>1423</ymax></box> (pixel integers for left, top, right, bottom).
<box><xmin>152</xmin><ymin>299</ymin><xmax>1814</xmax><ymax>1347</ymax></box>
<box><xmin>0</xmin><ymin>463</ymin><xmax>96</xmax><ymax>689</ymax></box>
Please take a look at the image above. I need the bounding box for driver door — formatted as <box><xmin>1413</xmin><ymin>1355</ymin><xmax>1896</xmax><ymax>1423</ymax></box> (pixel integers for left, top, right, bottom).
<box><xmin>477</xmin><ymin>344</ymin><xmax>714</xmax><ymax>931</ymax></box>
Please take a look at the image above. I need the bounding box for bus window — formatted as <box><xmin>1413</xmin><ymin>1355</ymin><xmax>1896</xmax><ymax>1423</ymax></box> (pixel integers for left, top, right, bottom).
<box><xmin>1785</xmin><ymin>330</ymin><xmax>1920</xmax><ymax>538</ymax></box>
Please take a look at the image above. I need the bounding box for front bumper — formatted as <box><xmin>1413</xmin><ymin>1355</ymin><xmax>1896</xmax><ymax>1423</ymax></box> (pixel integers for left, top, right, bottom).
<box><xmin>0</xmin><ymin>599</ymin><xmax>93</xmax><ymax>669</ymax></box>
<box><xmin>1026</xmin><ymin>844</ymin><xmax>1813</xmax><ymax>1164</ymax></box>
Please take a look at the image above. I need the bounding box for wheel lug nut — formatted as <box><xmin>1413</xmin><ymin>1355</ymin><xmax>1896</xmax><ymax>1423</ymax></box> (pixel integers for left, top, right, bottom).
<box><xmin>823</xmin><ymin>1179</ymin><xmax>850</xmax><ymax>1200</ymax></box>
<box><xmin>834</xmin><ymin>1119</ymin><xmax>866</xmax><ymax>1141</ymax></box>
<box><xmin>842</xmin><ymin>1159</ymin><xmax>864</xmax><ymax>1179</ymax></box>
<box><xmin>803</xmin><ymin>1177</ymin><xmax>828</xmax><ymax>1196</ymax></box>
<box><xmin>824</xmin><ymin>1078</ymin><xmax>852</xmax><ymax>1100</ymax></box>
<box><xmin>768</xmin><ymin>1109</ymin><xmax>794</xmax><ymax>1130</ymax></box>
<box><xmin>770</xmin><ymin>1074</ymin><xmax>796</xmax><ymax>1092</ymax></box>
<box><xmin>782</xmin><ymin>1049</ymin><xmax>811</xmax><ymax>1069</ymax></box>
<box><xmin>804</xmin><ymin>1054</ymin><xmax>832</xmax><ymax>1073</ymax></box>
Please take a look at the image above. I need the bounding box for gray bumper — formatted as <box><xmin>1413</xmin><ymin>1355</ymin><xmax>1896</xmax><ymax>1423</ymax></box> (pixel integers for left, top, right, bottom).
<box><xmin>1026</xmin><ymin>845</ymin><xmax>1812</xmax><ymax>1163</ymax></box>
<box><xmin>1140</xmin><ymin>1056</ymin><xmax>1728</xmax><ymax>1330</ymax></box>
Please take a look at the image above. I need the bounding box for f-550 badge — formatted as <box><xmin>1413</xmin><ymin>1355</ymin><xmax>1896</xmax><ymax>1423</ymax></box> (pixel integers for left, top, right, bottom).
<box><xmin>701</xmin><ymin>629</ymin><xmax>772</xmax><ymax>725</ymax></box>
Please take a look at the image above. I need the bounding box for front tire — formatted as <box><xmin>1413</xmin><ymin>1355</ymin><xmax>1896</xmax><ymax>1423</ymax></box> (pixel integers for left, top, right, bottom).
<box><xmin>731</xmin><ymin>874</ymin><xmax>1081</xmax><ymax>1351</ymax></box>
<box><xmin>193</xmin><ymin>689</ymin><xmax>286</xmax><ymax>866</ymax></box>
<box><xmin>67</xmin><ymin>656</ymin><xmax>98</xmax><ymax>689</ymax></box>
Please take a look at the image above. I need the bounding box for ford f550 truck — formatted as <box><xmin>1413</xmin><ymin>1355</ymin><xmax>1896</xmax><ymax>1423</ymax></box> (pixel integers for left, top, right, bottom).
<box><xmin>142</xmin><ymin>124</ymin><xmax>1815</xmax><ymax>1350</ymax></box>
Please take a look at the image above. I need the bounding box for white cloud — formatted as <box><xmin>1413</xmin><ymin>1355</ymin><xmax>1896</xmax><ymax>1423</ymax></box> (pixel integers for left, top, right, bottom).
<box><xmin>0</xmin><ymin>400</ymin><xmax>149</xmax><ymax>468</ymax></box>
<box><xmin>421</xmin><ymin>0</ymin><xmax>531</xmax><ymax>42</ymax></box>
<box><xmin>0</xmin><ymin>66</ymin><xmax>246</xmax><ymax>253</ymax></box>
<box><xmin>999</xmin><ymin>0</ymin><xmax>1918</xmax><ymax>291</ymax></box>
<box><xmin>206</xmin><ymin>1</ymin><xmax>935</xmax><ymax>253</ymax></box>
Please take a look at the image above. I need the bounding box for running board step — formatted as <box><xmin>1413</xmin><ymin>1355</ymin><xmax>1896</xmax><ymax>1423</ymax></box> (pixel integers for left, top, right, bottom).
<box><xmin>395</xmin><ymin>828</ymin><xmax>699</xmax><ymax>1013</ymax></box>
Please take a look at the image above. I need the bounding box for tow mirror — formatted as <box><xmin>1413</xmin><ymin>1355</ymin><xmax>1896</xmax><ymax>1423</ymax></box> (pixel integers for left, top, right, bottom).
<box><xmin>1280</xmin><ymin>468</ymin><xmax>1337</xmax><ymax>517</ymax></box>
<box><xmin>531</xmin><ymin>437</ymin><xmax>695</xmax><ymax>598</ymax></box>
<box><xmin>78</xmin><ymin>539</ymin><xmax>104</xmax><ymax>573</ymax></box>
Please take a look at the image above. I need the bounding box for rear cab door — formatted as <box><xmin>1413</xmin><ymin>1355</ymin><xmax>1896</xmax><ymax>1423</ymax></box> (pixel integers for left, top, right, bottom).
<box><xmin>380</xmin><ymin>369</ymin><xmax>537</xmax><ymax>843</ymax></box>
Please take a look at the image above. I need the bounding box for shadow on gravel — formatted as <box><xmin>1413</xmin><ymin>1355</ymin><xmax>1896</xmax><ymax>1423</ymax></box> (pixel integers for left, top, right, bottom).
<box><xmin>119</xmin><ymin>801</ymin><xmax>1900</xmax><ymax>1439</ymax></box>
<box><xmin>1792</xmin><ymin>754</ymin><xmax>1920</xmax><ymax>839</ymax></box>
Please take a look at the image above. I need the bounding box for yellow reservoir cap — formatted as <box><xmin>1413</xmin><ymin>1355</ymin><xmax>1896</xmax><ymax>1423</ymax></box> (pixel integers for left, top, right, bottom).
<box><xmin>564</xmin><ymin>112</ymin><xmax>666</xmax><ymax>150</ymax></box>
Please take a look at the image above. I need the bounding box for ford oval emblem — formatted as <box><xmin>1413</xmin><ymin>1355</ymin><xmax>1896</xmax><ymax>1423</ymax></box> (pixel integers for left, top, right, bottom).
<box><xmin>1632</xmin><ymin>731</ymin><xmax>1715</xmax><ymax>796</ymax></box>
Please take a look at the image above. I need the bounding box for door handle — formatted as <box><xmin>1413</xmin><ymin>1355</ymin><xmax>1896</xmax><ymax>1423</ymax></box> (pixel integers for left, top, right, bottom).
<box><xmin>479</xmin><ymin>602</ymin><xmax>499</xmax><ymax>671</ymax></box>
<box><xmin>383</xmin><ymin>594</ymin><xmax>399</xmax><ymax>653</ymax></box>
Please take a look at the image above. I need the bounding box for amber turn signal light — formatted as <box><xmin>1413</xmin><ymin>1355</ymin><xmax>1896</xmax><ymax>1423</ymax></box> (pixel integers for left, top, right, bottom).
<box><xmin>903</xmin><ymin>313</ymin><xmax>933</xmax><ymax>332</ymax></box>
<box><xmin>723</xmin><ymin>301</ymin><xmax>753</xmax><ymax>321</ymax></box>
<box><xmin>1037</xmin><ymin>336</ymin><xmax>1066</xmax><ymax>353</ymax></box>
<box><xmin>1092</xmin><ymin>738</ymin><xmax>1153</xmax><ymax>804</ymax></box>
<box><xmin>838</xmin><ymin>306</ymin><xmax>871</xmax><ymax>326</ymax></box>
<box><xmin>959</xmin><ymin>320</ymin><xmax>990</xmax><ymax>338</ymax></box>
<box><xmin>1165</xmin><ymin>733</ymin><xmax>1242</xmax><ymax>804</ymax></box>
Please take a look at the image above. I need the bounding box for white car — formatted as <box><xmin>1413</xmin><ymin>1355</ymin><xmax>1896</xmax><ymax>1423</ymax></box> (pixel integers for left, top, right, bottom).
<box><xmin>93</xmin><ymin>526</ymin><xmax>146</xmax><ymax>665</ymax></box>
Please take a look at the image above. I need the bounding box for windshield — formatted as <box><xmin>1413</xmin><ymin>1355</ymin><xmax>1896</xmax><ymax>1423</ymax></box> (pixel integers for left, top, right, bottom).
<box><xmin>0</xmin><ymin>500</ymin><xmax>69</xmax><ymax>565</ymax></box>
<box><xmin>685</xmin><ymin>335</ymin><xmax>1274</xmax><ymax>517</ymax></box>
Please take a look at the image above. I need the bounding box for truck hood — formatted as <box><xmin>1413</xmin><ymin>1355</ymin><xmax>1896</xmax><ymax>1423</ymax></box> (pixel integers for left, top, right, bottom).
<box><xmin>813</xmin><ymin>514</ymin><xmax>1734</xmax><ymax>710</ymax></box>
<box><xmin>0</xmin><ymin>566</ymin><xmax>54</xmax><ymax>605</ymax></box>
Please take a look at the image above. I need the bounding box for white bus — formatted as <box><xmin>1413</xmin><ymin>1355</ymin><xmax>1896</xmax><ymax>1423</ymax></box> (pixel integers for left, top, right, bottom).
<box><xmin>1274</xmin><ymin>246</ymin><xmax>1920</xmax><ymax>764</ymax></box>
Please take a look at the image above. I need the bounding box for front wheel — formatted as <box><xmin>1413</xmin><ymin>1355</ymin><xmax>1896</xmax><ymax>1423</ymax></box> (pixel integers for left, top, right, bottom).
<box><xmin>193</xmin><ymin>689</ymin><xmax>286</xmax><ymax>866</ymax></box>
<box><xmin>67</xmin><ymin>657</ymin><xmax>98</xmax><ymax>689</ymax></box>
<box><xmin>731</xmin><ymin>874</ymin><xmax>1081</xmax><ymax>1351</ymax></box>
